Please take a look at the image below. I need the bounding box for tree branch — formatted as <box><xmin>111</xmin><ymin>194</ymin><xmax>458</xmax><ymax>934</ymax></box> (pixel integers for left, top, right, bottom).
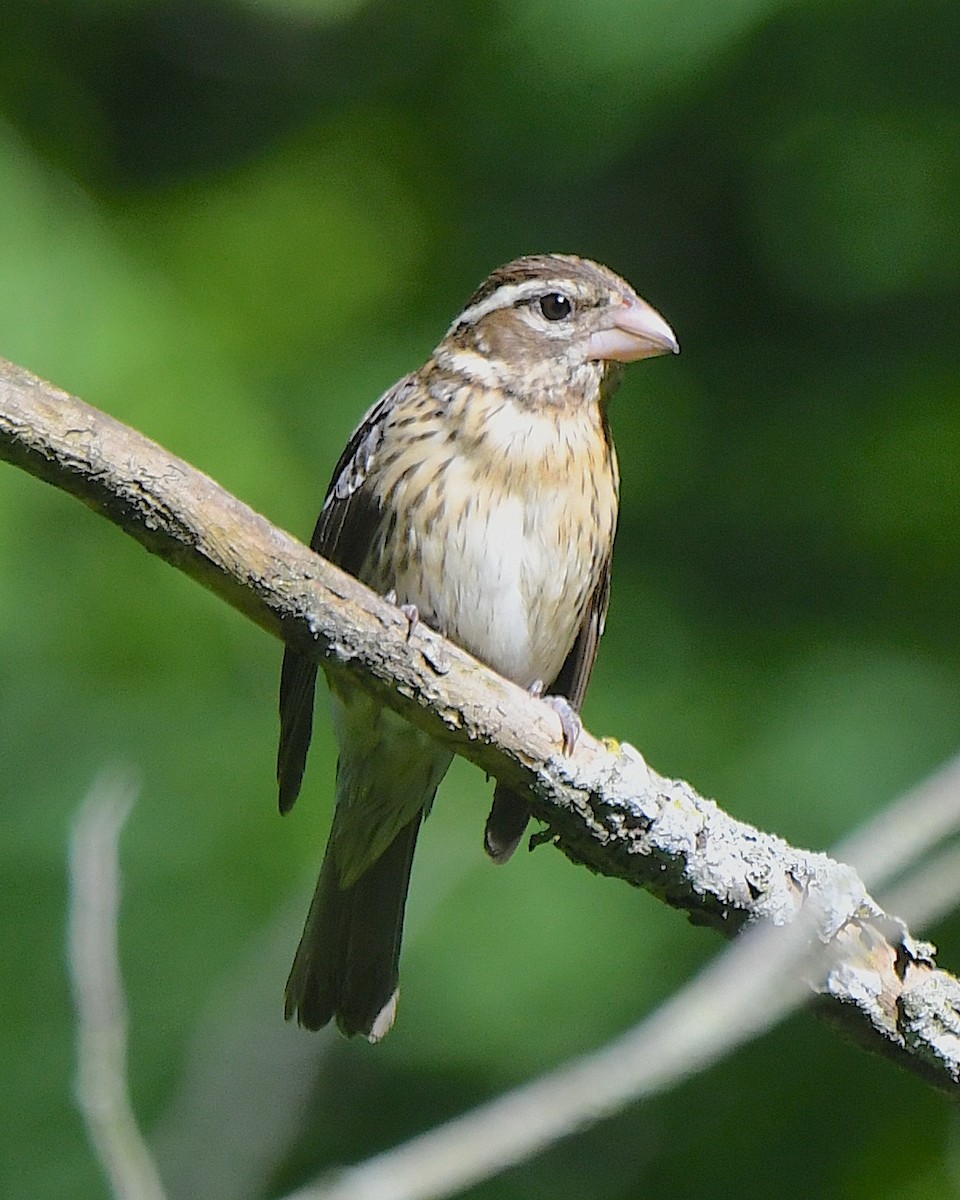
<box><xmin>3</xmin><ymin>355</ymin><xmax>960</xmax><ymax>1095</ymax></box>
<box><xmin>68</xmin><ymin>769</ymin><xmax>168</xmax><ymax>1200</ymax></box>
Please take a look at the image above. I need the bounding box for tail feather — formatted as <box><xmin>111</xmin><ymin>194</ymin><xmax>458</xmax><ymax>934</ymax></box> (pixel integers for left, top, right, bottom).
<box><xmin>483</xmin><ymin>783</ymin><xmax>530</xmax><ymax>864</ymax></box>
<box><xmin>285</xmin><ymin>810</ymin><xmax>423</xmax><ymax>1040</ymax></box>
<box><xmin>277</xmin><ymin>648</ymin><xmax>318</xmax><ymax>815</ymax></box>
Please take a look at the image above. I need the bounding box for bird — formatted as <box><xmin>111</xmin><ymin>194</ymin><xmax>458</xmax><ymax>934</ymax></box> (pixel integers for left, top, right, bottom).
<box><xmin>278</xmin><ymin>254</ymin><xmax>678</xmax><ymax>1040</ymax></box>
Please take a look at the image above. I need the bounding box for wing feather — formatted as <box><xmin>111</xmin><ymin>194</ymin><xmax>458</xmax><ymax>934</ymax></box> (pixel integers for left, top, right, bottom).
<box><xmin>277</xmin><ymin>377</ymin><xmax>415</xmax><ymax>812</ymax></box>
<box><xmin>549</xmin><ymin>554</ymin><xmax>612</xmax><ymax>709</ymax></box>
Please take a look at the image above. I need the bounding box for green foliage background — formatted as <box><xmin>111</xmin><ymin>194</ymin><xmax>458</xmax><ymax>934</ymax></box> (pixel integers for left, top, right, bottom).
<box><xmin>1</xmin><ymin>0</ymin><xmax>959</xmax><ymax>1196</ymax></box>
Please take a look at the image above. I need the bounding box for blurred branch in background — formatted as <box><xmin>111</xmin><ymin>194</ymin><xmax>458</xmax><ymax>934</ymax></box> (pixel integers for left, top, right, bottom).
<box><xmin>68</xmin><ymin>769</ymin><xmax>166</xmax><ymax>1200</ymax></box>
<box><xmin>5</xmin><ymin>354</ymin><xmax>960</xmax><ymax>1098</ymax></box>
<box><xmin>836</xmin><ymin>753</ymin><xmax>960</xmax><ymax>916</ymax></box>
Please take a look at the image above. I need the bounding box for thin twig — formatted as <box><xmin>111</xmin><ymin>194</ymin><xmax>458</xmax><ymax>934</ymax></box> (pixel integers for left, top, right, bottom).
<box><xmin>285</xmin><ymin>918</ymin><xmax>822</xmax><ymax>1200</ymax></box>
<box><xmin>881</xmin><ymin>843</ymin><xmax>960</xmax><ymax>932</ymax></box>
<box><xmin>835</xmin><ymin>750</ymin><xmax>960</xmax><ymax>894</ymax></box>
<box><xmin>68</xmin><ymin>769</ymin><xmax>167</xmax><ymax>1200</ymax></box>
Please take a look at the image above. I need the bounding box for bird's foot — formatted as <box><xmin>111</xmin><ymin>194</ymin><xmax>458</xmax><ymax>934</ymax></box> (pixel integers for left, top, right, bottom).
<box><xmin>529</xmin><ymin>681</ymin><xmax>581</xmax><ymax>756</ymax></box>
<box><xmin>384</xmin><ymin>589</ymin><xmax>419</xmax><ymax>640</ymax></box>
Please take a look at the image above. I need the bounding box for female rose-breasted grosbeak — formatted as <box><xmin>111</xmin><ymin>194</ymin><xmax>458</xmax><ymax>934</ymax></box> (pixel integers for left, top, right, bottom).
<box><xmin>278</xmin><ymin>254</ymin><xmax>678</xmax><ymax>1040</ymax></box>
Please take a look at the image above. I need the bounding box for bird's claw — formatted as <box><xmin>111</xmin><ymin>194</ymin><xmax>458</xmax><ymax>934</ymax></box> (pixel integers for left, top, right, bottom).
<box><xmin>531</xmin><ymin>686</ymin><xmax>581</xmax><ymax>756</ymax></box>
<box><xmin>399</xmin><ymin>605</ymin><xmax>419</xmax><ymax>639</ymax></box>
<box><xmin>384</xmin><ymin>589</ymin><xmax>419</xmax><ymax>640</ymax></box>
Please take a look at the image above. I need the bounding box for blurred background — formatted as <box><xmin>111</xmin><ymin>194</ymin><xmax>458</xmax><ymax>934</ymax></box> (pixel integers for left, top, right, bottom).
<box><xmin>1</xmin><ymin>0</ymin><xmax>959</xmax><ymax>1196</ymax></box>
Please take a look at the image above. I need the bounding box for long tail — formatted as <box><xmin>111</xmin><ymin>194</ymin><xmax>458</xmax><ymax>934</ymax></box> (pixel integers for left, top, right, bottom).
<box><xmin>284</xmin><ymin>810</ymin><xmax>423</xmax><ymax>1040</ymax></box>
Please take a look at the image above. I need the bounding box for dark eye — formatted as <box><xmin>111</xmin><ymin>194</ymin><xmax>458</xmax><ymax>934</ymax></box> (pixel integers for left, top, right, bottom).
<box><xmin>539</xmin><ymin>292</ymin><xmax>572</xmax><ymax>321</ymax></box>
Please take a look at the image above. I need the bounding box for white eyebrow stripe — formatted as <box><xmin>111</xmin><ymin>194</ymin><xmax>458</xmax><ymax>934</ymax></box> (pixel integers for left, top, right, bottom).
<box><xmin>448</xmin><ymin>279</ymin><xmax>573</xmax><ymax>333</ymax></box>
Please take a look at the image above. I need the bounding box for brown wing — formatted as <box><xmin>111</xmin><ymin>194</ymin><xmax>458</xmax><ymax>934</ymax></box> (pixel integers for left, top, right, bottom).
<box><xmin>547</xmin><ymin>554</ymin><xmax>613</xmax><ymax>710</ymax></box>
<box><xmin>484</xmin><ymin>554</ymin><xmax>613</xmax><ymax>862</ymax></box>
<box><xmin>276</xmin><ymin>376</ymin><xmax>416</xmax><ymax>813</ymax></box>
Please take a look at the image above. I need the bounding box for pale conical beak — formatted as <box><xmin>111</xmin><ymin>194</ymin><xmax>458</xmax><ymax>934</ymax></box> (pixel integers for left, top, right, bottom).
<box><xmin>586</xmin><ymin>296</ymin><xmax>680</xmax><ymax>363</ymax></box>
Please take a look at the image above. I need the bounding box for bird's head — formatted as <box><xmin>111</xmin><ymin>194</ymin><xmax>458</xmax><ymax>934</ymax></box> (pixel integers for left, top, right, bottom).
<box><xmin>437</xmin><ymin>254</ymin><xmax>678</xmax><ymax>403</ymax></box>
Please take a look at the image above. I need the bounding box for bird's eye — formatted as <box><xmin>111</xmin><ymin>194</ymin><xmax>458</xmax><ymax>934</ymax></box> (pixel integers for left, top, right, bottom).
<box><xmin>539</xmin><ymin>293</ymin><xmax>573</xmax><ymax>321</ymax></box>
